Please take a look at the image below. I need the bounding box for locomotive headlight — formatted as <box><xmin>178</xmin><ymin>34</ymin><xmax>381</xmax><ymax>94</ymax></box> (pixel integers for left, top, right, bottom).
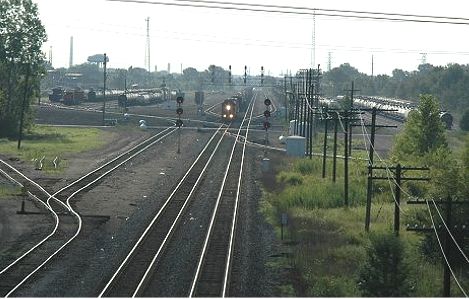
<box><xmin>223</xmin><ymin>114</ymin><xmax>227</xmax><ymax>118</ymax></box>
<box><xmin>229</xmin><ymin>114</ymin><xmax>234</xmax><ymax>118</ymax></box>
<box><xmin>226</xmin><ymin>105</ymin><xmax>231</xmax><ymax>111</ymax></box>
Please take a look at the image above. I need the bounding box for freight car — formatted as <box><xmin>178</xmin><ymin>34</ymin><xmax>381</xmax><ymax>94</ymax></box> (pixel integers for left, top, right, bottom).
<box><xmin>63</xmin><ymin>89</ymin><xmax>85</xmax><ymax>105</ymax></box>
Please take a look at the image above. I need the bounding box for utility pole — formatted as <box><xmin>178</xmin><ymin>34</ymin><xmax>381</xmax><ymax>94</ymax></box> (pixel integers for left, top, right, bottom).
<box><xmin>407</xmin><ymin>196</ymin><xmax>469</xmax><ymax>297</ymax></box>
<box><xmin>344</xmin><ymin>81</ymin><xmax>360</xmax><ymax>155</ymax></box>
<box><xmin>102</xmin><ymin>53</ymin><xmax>107</xmax><ymax>126</ymax></box>
<box><xmin>321</xmin><ymin>108</ymin><xmax>329</xmax><ymax>178</ymax></box>
<box><xmin>332</xmin><ymin>112</ymin><xmax>338</xmax><ymax>182</ymax></box>
<box><xmin>369</xmin><ymin>165</ymin><xmax>429</xmax><ymax>234</ymax></box>
<box><xmin>364</xmin><ymin>107</ymin><xmax>398</xmax><ymax>231</ymax></box>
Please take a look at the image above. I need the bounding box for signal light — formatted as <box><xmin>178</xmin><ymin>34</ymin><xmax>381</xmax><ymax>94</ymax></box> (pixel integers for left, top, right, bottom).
<box><xmin>176</xmin><ymin>96</ymin><xmax>184</xmax><ymax>104</ymax></box>
<box><xmin>264</xmin><ymin>98</ymin><xmax>271</xmax><ymax>106</ymax></box>
<box><xmin>176</xmin><ymin>107</ymin><xmax>183</xmax><ymax>115</ymax></box>
<box><xmin>263</xmin><ymin>121</ymin><xmax>271</xmax><ymax>130</ymax></box>
<box><xmin>264</xmin><ymin>110</ymin><xmax>271</xmax><ymax>117</ymax></box>
<box><xmin>176</xmin><ymin>119</ymin><xmax>183</xmax><ymax>127</ymax></box>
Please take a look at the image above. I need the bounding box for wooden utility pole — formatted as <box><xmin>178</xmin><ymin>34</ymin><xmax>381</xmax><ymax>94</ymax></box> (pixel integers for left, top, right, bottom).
<box><xmin>407</xmin><ymin>197</ymin><xmax>469</xmax><ymax>297</ymax></box>
<box><xmin>102</xmin><ymin>53</ymin><xmax>107</xmax><ymax>126</ymax></box>
<box><xmin>322</xmin><ymin>109</ymin><xmax>329</xmax><ymax>178</ymax></box>
<box><xmin>368</xmin><ymin>165</ymin><xmax>429</xmax><ymax>234</ymax></box>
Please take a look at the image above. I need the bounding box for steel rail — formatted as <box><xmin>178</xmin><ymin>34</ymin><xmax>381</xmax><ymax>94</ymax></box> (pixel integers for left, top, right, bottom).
<box><xmin>99</xmin><ymin>123</ymin><xmax>228</xmax><ymax>297</ymax></box>
<box><xmin>0</xmin><ymin>126</ymin><xmax>177</xmax><ymax>296</ymax></box>
<box><xmin>189</xmin><ymin>90</ymin><xmax>257</xmax><ymax>297</ymax></box>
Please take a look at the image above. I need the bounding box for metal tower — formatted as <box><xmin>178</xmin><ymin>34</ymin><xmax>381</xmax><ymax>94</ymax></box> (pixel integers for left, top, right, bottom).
<box><xmin>69</xmin><ymin>36</ymin><xmax>73</xmax><ymax>68</ymax></box>
<box><xmin>311</xmin><ymin>10</ymin><xmax>316</xmax><ymax>68</ymax></box>
<box><xmin>145</xmin><ymin>17</ymin><xmax>150</xmax><ymax>72</ymax></box>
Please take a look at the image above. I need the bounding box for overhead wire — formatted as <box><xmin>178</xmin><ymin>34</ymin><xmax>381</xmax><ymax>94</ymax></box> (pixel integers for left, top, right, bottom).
<box><xmin>425</xmin><ymin>200</ymin><xmax>468</xmax><ymax>297</ymax></box>
<box><xmin>107</xmin><ymin>0</ymin><xmax>469</xmax><ymax>26</ymax></box>
<box><xmin>430</xmin><ymin>198</ymin><xmax>469</xmax><ymax>265</ymax></box>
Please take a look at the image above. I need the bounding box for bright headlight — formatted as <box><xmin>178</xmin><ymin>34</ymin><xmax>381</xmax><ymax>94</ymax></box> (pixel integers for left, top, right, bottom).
<box><xmin>229</xmin><ymin>114</ymin><xmax>234</xmax><ymax>118</ymax></box>
<box><xmin>226</xmin><ymin>105</ymin><xmax>231</xmax><ymax>111</ymax></box>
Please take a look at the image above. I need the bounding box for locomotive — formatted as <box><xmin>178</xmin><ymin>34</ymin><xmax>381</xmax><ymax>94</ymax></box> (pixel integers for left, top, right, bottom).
<box><xmin>221</xmin><ymin>87</ymin><xmax>252</xmax><ymax>121</ymax></box>
<box><xmin>222</xmin><ymin>98</ymin><xmax>238</xmax><ymax>120</ymax></box>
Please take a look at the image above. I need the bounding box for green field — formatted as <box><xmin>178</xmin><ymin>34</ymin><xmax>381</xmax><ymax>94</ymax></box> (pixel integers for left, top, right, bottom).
<box><xmin>0</xmin><ymin>126</ymin><xmax>111</xmax><ymax>172</ymax></box>
<box><xmin>261</xmin><ymin>155</ymin><xmax>468</xmax><ymax>297</ymax></box>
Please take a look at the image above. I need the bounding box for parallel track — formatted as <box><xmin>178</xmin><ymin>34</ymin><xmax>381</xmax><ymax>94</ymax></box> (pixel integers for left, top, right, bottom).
<box><xmin>0</xmin><ymin>126</ymin><xmax>177</xmax><ymax>297</ymax></box>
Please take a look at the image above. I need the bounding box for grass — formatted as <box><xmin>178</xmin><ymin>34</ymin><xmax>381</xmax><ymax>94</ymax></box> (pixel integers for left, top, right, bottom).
<box><xmin>260</xmin><ymin>152</ymin><xmax>467</xmax><ymax>296</ymax></box>
<box><xmin>0</xmin><ymin>126</ymin><xmax>111</xmax><ymax>173</ymax></box>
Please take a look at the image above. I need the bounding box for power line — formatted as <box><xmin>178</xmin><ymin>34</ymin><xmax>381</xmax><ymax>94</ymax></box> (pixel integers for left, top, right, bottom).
<box><xmin>107</xmin><ymin>0</ymin><xmax>469</xmax><ymax>26</ymax></box>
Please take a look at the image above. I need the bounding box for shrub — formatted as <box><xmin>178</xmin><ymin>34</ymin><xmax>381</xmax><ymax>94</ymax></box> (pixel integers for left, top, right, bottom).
<box><xmin>358</xmin><ymin>232</ymin><xmax>414</xmax><ymax>297</ymax></box>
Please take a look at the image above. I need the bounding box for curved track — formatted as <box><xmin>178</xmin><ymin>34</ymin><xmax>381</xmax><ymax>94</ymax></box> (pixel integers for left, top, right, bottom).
<box><xmin>0</xmin><ymin>126</ymin><xmax>177</xmax><ymax>297</ymax></box>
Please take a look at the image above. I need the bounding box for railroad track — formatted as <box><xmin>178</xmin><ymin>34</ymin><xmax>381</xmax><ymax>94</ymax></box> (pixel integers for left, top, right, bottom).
<box><xmin>189</xmin><ymin>90</ymin><xmax>256</xmax><ymax>297</ymax></box>
<box><xmin>99</xmin><ymin>90</ymin><xmax>258</xmax><ymax>297</ymax></box>
<box><xmin>0</xmin><ymin>126</ymin><xmax>177</xmax><ymax>297</ymax></box>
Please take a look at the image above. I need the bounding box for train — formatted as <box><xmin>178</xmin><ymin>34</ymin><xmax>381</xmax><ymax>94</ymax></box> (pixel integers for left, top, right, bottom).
<box><xmin>221</xmin><ymin>87</ymin><xmax>252</xmax><ymax>121</ymax></box>
<box><xmin>319</xmin><ymin>95</ymin><xmax>453</xmax><ymax>129</ymax></box>
<box><xmin>48</xmin><ymin>87</ymin><xmax>166</xmax><ymax>107</ymax></box>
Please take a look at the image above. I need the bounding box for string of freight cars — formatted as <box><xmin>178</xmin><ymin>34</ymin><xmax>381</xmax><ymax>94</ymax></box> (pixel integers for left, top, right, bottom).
<box><xmin>107</xmin><ymin>0</ymin><xmax>469</xmax><ymax>26</ymax></box>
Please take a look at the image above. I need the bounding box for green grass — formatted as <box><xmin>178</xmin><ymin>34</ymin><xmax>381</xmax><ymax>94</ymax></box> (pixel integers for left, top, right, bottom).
<box><xmin>260</xmin><ymin>152</ymin><xmax>467</xmax><ymax>297</ymax></box>
<box><xmin>0</xmin><ymin>126</ymin><xmax>111</xmax><ymax>172</ymax></box>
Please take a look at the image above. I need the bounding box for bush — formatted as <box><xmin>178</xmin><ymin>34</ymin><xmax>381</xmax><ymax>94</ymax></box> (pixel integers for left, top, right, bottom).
<box><xmin>358</xmin><ymin>232</ymin><xmax>414</xmax><ymax>297</ymax></box>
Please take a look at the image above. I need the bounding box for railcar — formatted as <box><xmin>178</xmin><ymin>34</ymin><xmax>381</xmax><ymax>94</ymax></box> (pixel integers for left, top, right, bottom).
<box><xmin>49</xmin><ymin>87</ymin><xmax>64</xmax><ymax>102</ymax></box>
<box><xmin>63</xmin><ymin>89</ymin><xmax>85</xmax><ymax>105</ymax></box>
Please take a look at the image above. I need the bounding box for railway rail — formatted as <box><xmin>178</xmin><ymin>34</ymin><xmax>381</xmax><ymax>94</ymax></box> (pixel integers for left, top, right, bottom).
<box><xmin>0</xmin><ymin>126</ymin><xmax>177</xmax><ymax>297</ymax></box>
<box><xmin>99</xmin><ymin>90</ymin><xmax>258</xmax><ymax>297</ymax></box>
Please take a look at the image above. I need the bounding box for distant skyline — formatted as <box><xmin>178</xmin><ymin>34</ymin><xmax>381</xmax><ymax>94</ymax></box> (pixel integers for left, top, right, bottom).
<box><xmin>33</xmin><ymin>0</ymin><xmax>469</xmax><ymax>76</ymax></box>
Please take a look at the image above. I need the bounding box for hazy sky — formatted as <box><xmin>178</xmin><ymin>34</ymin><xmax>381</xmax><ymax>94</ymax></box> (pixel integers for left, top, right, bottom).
<box><xmin>33</xmin><ymin>0</ymin><xmax>469</xmax><ymax>76</ymax></box>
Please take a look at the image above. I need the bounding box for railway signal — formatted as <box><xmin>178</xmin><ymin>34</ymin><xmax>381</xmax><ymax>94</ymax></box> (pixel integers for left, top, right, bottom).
<box><xmin>244</xmin><ymin>65</ymin><xmax>247</xmax><ymax>85</ymax></box>
<box><xmin>263</xmin><ymin>96</ymin><xmax>271</xmax><ymax>147</ymax></box>
<box><xmin>261</xmin><ymin>66</ymin><xmax>264</xmax><ymax>86</ymax></box>
<box><xmin>176</xmin><ymin>95</ymin><xmax>184</xmax><ymax>153</ymax></box>
<box><xmin>228</xmin><ymin>65</ymin><xmax>232</xmax><ymax>84</ymax></box>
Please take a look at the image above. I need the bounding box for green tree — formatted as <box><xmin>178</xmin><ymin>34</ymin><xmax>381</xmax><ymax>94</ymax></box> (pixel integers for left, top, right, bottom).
<box><xmin>392</xmin><ymin>94</ymin><xmax>447</xmax><ymax>161</ymax></box>
<box><xmin>0</xmin><ymin>0</ymin><xmax>47</xmax><ymax>138</ymax></box>
<box><xmin>358</xmin><ymin>233</ymin><xmax>413</xmax><ymax>297</ymax></box>
<box><xmin>460</xmin><ymin>109</ymin><xmax>469</xmax><ymax>131</ymax></box>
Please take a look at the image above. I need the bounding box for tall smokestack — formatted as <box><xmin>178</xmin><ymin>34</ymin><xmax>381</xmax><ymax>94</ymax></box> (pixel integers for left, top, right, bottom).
<box><xmin>69</xmin><ymin>36</ymin><xmax>73</xmax><ymax>68</ymax></box>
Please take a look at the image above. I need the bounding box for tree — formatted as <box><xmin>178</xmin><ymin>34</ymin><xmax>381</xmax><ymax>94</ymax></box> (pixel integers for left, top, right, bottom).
<box><xmin>460</xmin><ymin>109</ymin><xmax>469</xmax><ymax>131</ymax></box>
<box><xmin>392</xmin><ymin>94</ymin><xmax>447</xmax><ymax>161</ymax></box>
<box><xmin>358</xmin><ymin>233</ymin><xmax>413</xmax><ymax>297</ymax></box>
<box><xmin>0</xmin><ymin>0</ymin><xmax>47</xmax><ymax>138</ymax></box>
